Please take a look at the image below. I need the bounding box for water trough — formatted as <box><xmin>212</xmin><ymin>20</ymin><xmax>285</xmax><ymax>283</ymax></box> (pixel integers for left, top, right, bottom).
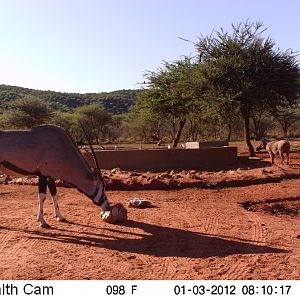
<box><xmin>83</xmin><ymin>146</ymin><xmax>238</xmax><ymax>171</ymax></box>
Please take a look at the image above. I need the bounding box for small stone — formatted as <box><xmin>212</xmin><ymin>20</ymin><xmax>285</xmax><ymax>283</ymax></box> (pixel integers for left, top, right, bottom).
<box><xmin>262</xmin><ymin>169</ymin><xmax>273</xmax><ymax>174</ymax></box>
<box><xmin>127</xmin><ymin>255</ymin><xmax>136</xmax><ymax>260</ymax></box>
<box><xmin>16</xmin><ymin>178</ymin><xmax>23</xmax><ymax>184</ymax></box>
<box><xmin>130</xmin><ymin>172</ymin><xmax>141</xmax><ymax>176</ymax></box>
<box><xmin>172</xmin><ymin>174</ymin><xmax>182</xmax><ymax>179</ymax></box>
<box><xmin>159</xmin><ymin>172</ymin><xmax>172</xmax><ymax>179</ymax></box>
<box><xmin>188</xmin><ymin>170</ymin><xmax>197</xmax><ymax>175</ymax></box>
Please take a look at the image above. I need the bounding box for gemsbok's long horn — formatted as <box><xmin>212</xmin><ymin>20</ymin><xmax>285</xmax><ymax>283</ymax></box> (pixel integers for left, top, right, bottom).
<box><xmin>78</xmin><ymin>120</ymin><xmax>101</xmax><ymax>172</ymax></box>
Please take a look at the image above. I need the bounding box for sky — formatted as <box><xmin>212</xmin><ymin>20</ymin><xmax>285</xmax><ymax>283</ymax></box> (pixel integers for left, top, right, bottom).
<box><xmin>0</xmin><ymin>0</ymin><xmax>300</xmax><ymax>93</ymax></box>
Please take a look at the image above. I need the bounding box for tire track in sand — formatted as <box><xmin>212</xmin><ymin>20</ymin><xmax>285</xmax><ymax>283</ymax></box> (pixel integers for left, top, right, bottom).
<box><xmin>173</xmin><ymin>199</ymin><xmax>266</xmax><ymax>280</ymax></box>
<box><xmin>0</xmin><ymin>231</ymin><xmax>16</xmax><ymax>254</ymax></box>
<box><xmin>0</xmin><ymin>228</ymin><xmax>38</xmax><ymax>263</ymax></box>
<box><xmin>222</xmin><ymin>210</ymin><xmax>267</xmax><ymax>279</ymax></box>
<box><xmin>148</xmin><ymin>203</ymin><xmax>195</xmax><ymax>280</ymax></box>
<box><xmin>153</xmin><ymin>193</ymin><xmax>221</xmax><ymax>279</ymax></box>
<box><xmin>152</xmin><ymin>225</ymin><xmax>180</xmax><ymax>279</ymax></box>
<box><xmin>4</xmin><ymin>236</ymin><xmax>37</xmax><ymax>261</ymax></box>
<box><xmin>105</xmin><ymin>221</ymin><xmax>162</xmax><ymax>280</ymax></box>
<box><xmin>166</xmin><ymin>207</ymin><xmax>219</xmax><ymax>279</ymax></box>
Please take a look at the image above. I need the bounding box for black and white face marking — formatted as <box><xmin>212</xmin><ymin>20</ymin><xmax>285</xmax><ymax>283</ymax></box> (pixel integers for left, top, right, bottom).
<box><xmin>92</xmin><ymin>179</ymin><xmax>110</xmax><ymax>211</ymax></box>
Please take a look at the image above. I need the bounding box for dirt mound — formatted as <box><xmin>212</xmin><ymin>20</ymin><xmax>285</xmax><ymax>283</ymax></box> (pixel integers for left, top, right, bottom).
<box><xmin>242</xmin><ymin>197</ymin><xmax>300</xmax><ymax>216</ymax></box>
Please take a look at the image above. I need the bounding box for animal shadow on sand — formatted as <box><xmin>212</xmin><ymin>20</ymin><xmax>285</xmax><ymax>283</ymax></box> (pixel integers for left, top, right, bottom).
<box><xmin>1</xmin><ymin>220</ymin><xmax>289</xmax><ymax>259</ymax></box>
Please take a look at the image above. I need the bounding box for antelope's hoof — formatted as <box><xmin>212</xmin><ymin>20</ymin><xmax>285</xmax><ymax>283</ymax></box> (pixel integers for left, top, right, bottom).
<box><xmin>57</xmin><ymin>217</ymin><xmax>67</xmax><ymax>222</ymax></box>
<box><xmin>40</xmin><ymin>222</ymin><xmax>51</xmax><ymax>228</ymax></box>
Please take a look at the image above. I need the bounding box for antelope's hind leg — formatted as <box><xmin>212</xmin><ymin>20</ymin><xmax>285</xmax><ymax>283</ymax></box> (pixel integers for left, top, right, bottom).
<box><xmin>48</xmin><ymin>178</ymin><xmax>66</xmax><ymax>222</ymax></box>
<box><xmin>37</xmin><ymin>176</ymin><xmax>50</xmax><ymax>228</ymax></box>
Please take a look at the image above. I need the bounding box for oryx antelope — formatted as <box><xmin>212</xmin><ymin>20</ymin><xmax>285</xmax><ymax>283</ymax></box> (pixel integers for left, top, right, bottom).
<box><xmin>256</xmin><ymin>139</ymin><xmax>290</xmax><ymax>165</ymax></box>
<box><xmin>0</xmin><ymin>125</ymin><xmax>110</xmax><ymax>227</ymax></box>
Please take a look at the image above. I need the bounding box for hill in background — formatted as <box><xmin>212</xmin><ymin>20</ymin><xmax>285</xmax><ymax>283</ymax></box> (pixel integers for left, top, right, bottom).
<box><xmin>0</xmin><ymin>84</ymin><xmax>140</xmax><ymax>114</ymax></box>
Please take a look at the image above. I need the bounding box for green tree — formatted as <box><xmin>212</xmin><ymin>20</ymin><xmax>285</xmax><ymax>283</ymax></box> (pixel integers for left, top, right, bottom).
<box><xmin>271</xmin><ymin>106</ymin><xmax>300</xmax><ymax>137</ymax></box>
<box><xmin>106</xmin><ymin>114</ymin><xmax>125</xmax><ymax>142</ymax></box>
<box><xmin>75</xmin><ymin>104</ymin><xmax>113</xmax><ymax>144</ymax></box>
<box><xmin>250</xmin><ymin>105</ymin><xmax>271</xmax><ymax>140</ymax></box>
<box><xmin>4</xmin><ymin>95</ymin><xmax>53</xmax><ymax>128</ymax></box>
<box><xmin>125</xmin><ymin>102</ymin><xmax>165</xmax><ymax>142</ymax></box>
<box><xmin>196</xmin><ymin>21</ymin><xmax>300</xmax><ymax>156</ymax></box>
<box><xmin>141</xmin><ymin>57</ymin><xmax>203</xmax><ymax>147</ymax></box>
<box><xmin>51</xmin><ymin>111</ymin><xmax>79</xmax><ymax>139</ymax></box>
<box><xmin>0</xmin><ymin>113</ymin><xmax>6</xmax><ymax>128</ymax></box>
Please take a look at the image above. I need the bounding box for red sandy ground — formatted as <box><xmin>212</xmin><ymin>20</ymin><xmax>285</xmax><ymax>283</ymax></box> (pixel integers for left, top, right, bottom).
<box><xmin>0</xmin><ymin>150</ymin><xmax>300</xmax><ymax>280</ymax></box>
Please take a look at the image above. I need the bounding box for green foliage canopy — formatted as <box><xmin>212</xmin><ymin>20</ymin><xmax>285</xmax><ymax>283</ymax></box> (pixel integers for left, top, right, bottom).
<box><xmin>0</xmin><ymin>84</ymin><xmax>138</xmax><ymax>114</ymax></box>
<box><xmin>139</xmin><ymin>56</ymin><xmax>205</xmax><ymax>146</ymax></box>
<box><xmin>196</xmin><ymin>20</ymin><xmax>300</xmax><ymax>155</ymax></box>
<box><xmin>3</xmin><ymin>95</ymin><xmax>53</xmax><ymax>128</ymax></box>
<box><xmin>75</xmin><ymin>104</ymin><xmax>113</xmax><ymax>144</ymax></box>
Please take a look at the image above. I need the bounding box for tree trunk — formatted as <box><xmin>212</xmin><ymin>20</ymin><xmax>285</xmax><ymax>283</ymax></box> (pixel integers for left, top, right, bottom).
<box><xmin>244</xmin><ymin>115</ymin><xmax>256</xmax><ymax>157</ymax></box>
<box><xmin>227</xmin><ymin>123</ymin><xmax>232</xmax><ymax>142</ymax></box>
<box><xmin>172</xmin><ymin>118</ymin><xmax>186</xmax><ymax>148</ymax></box>
<box><xmin>188</xmin><ymin>117</ymin><xmax>200</xmax><ymax>142</ymax></box>
<box><xmin>252</xmin><ymin>118</ymin><xmax>259</xmax><ymax>140</ymax></box>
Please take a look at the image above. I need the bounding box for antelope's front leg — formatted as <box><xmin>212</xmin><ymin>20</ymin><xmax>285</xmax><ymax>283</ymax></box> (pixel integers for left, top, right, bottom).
<box><xmin>37</xmin><ymin>193</ymin><xmax>50</xmax><ymax>228</ymax></box>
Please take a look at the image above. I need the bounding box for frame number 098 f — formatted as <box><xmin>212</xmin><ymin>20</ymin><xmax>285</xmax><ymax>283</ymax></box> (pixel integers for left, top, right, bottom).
<box><xmin>105</xmin><ymin>284</ymin><xmax>138</xmax><ymax>296</ymax></box>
